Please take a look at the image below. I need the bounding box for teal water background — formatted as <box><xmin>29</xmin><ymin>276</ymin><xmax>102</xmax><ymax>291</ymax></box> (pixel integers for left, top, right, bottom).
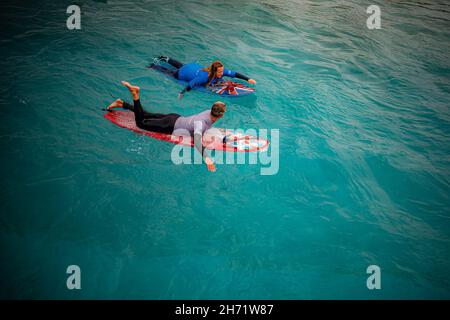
<box><xmin>0</xmin><ymin>0</ymin><xmax>449</xmax><ymax>299</ymax></box>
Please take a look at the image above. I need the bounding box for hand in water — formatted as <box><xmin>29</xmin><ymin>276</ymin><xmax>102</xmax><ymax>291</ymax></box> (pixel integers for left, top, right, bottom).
<box><xmin>205</xmin><ymin>157</ymin><xmax>216</xmax><ymax>172</ymax></box>
<box><xmin>248</xmin><ymin>79</ymin><xmax>256</xmax><ymax>85</ymax></box>
<box><xmin>178</xmin><ymin>92</ymin><xmax>184</xmax><ymax>100</ymax></box>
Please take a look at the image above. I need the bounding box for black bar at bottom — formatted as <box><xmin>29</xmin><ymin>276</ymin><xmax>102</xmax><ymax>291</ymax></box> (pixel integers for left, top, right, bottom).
<box><xmin>0</xmin><ymin>300</ymin><xmax>445</xmax><ymax>318</ymax></box>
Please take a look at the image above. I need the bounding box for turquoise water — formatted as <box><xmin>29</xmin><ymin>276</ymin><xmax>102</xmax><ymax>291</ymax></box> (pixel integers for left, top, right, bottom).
<box><xmin>0</xmin><ymin>0</ymin><xmax>449</xmax><ymax>299</ymax></box>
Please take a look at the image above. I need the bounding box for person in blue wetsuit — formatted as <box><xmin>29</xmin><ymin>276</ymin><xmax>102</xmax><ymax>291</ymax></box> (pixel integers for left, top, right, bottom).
<box><xmin>157</xmin><ymin>56</ymin><xmax>257</xmax><ymax>99</ymax></box>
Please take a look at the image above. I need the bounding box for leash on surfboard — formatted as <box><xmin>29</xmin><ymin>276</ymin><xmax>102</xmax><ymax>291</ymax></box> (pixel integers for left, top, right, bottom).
<box><xmin>101</xmin><ymin>92</ymin><xmax>118</xmax><ymax>112</ymax></box>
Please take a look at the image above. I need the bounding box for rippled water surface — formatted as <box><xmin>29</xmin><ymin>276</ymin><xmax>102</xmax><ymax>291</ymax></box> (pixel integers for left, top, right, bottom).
<box><xmin>0</xmin><ymin>0</ymin><xmax>449</xmax><ymax>299</ymax></box>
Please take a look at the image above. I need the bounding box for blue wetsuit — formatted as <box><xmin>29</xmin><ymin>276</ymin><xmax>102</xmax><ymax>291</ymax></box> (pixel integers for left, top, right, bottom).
<box><xmin>164</xmin><ymin>57</ymin><xmax>250</xmax><ymax>93</ymax></box>
<box><xmin>177</xmin><ymin>63</ymin><xmax>239</xmax><ymax>91</ymax></box>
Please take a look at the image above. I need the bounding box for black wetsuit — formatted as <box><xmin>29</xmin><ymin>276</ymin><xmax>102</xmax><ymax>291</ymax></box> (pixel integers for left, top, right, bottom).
<box><xmin>123</xmin><ymin>100</ymin><xmax>180</xmax><ymax>134</ymax></box>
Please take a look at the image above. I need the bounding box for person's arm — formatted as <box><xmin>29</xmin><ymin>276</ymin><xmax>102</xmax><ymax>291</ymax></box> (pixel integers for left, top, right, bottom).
<box><xmin>193</xmin><ymin>122</ymin><xmax>215</xmax><ymax>172</ymax></box>
<box><xmin>193</xmin><ymin>133</ymin><xmax>215</xmax><ymax>172</ymax></box>
<box><xmin>223</xmin><ymin>68</ymin><xmax>256</xmax><ymax>84</ymax></box>
<box><xmin>179</xmin><ymin>77</ymin><xmax>203</xmax><ymax>99</ymax></box>
<box><xmin>178</xmin><ymin>86</ymin><xmax>190</xmax><ymax>99</ymax></box>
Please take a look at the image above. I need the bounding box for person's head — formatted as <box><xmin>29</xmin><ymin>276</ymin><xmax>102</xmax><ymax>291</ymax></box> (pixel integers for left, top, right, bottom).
<box><xmin>210</xmin><ymin>101</ymin><xmax>226</xmax><ymax>120</ymax></box>
<box><xmin>203</xmin><ymin>61</ymin><xmax>224</xmax><ymax>86</ymax></box>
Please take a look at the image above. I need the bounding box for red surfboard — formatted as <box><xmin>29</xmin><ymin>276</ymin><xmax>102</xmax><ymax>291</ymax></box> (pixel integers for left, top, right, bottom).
<box><xmin>104</xmin><ymin>110</ymin><xmax>269</xmax><ymax>153</ymax></box>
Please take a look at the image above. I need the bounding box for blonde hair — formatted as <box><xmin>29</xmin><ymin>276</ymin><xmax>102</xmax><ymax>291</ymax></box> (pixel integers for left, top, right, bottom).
<box><xmin>202</xmin><ymin>61</ymin><xmax>224</xmax><ymax>86</ymax></box>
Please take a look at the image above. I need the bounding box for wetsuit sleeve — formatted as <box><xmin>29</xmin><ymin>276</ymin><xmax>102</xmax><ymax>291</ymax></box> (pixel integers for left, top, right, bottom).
<box><xmin>234</xmin><ymin>72</ymin><xmax>250</xmax><ymax>81</ymax></box>
<box><xmin>181</xmin><ymin>84</ymin><xmax>192</xmax><ymax>93</ymax></box>
<box><xmin>193</xmin><ymin>121</ymin><xmax>207</xmax><ymax>158</ymax></box>
<box><xmin>223</xmin><ymin>69</ymin><xmax>250</xmax><ymax>81</ymax></box>
<box><xmin>181</xmin><ymin>76</ymin><xmax>204</xmax><ymax>93</ymax></box>
<box><xmin>223</xmin><ymin>68</ymin><xmax>236</xmax><ymax>78</ymax></box>
<box><xmin>194</xmin><ymin>120</ymin><xmax>206</xmax><ymax>136</ymax></box>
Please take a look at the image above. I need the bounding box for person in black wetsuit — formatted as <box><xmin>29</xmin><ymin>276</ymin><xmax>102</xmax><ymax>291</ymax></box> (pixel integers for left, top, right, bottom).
<box><xmin>156</xmin><ymin>56</ymin><xmax>256</xmax><ymax>99</ymax></box>
<box><xmin>107</xmin><ymin>81</ymin><xmax>226</xmax><ymax>172</ymax></box>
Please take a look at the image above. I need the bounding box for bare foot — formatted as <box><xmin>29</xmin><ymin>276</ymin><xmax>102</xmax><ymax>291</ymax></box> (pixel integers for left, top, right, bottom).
<box><xmin>107</xmin><ymin>99</ymin><xmax>124</xmax><ymax>110</ymax></box>
<box><xmin>121</xmin><ymin>81</ymin><xmax>140</xmax><ymax>100</ymax></box>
